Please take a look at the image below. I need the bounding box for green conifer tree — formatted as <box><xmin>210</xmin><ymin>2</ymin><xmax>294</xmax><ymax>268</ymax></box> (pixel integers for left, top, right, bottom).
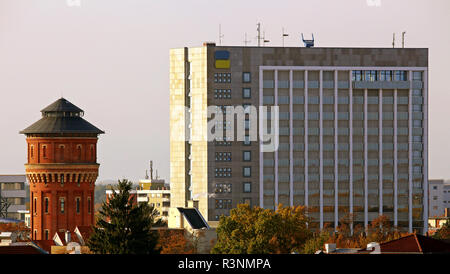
<box><xmin>88</xmin><ymin>179</ymin><xmax>162</xmax><ymax>254</ymax></box>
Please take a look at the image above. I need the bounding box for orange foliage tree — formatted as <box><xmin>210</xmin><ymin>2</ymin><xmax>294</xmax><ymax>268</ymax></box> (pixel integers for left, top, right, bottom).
<box><xmin>157</xmin><ymin>229</ymin><xmax>196</xmax><ymax>254</ymax></box>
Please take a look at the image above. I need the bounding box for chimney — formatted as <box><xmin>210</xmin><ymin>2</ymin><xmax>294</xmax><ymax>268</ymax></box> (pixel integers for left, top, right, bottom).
<box><xmin>188</xmin><ymin>200</ymin><xmax>199</xmax><ymax>209</ymax></box>
<box><xmin>324</xmin><ymin>243</ymin><xmax>336</xmax><ymax>254</ymax></box>
<box><xmin>65</xmin><ymin>230</ymin><xmax>71</xmax><ymax>244</ymax></box>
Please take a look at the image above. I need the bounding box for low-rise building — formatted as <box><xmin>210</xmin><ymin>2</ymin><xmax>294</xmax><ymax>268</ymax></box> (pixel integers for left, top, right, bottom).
<box><xmin>429</xmin><ymin>179</ymin><xmax>450</xmax><ymax>218</ymax></box>
<box><xmin>0</xmin><ymin>175</ymin><xmax>27</xmax><ymax>221</ymax></box>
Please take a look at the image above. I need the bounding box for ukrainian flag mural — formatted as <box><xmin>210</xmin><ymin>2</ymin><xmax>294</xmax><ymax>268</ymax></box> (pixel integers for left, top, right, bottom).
<box><xmin>215</xmin><ymin>50</ymin><xmax>230</xmax><ymax>69</ymax></box>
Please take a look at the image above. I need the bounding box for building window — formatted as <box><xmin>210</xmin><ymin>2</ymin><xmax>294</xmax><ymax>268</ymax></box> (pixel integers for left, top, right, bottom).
<box><xmin>34</xmin><ymin>230</ymin><xmax>37</xmax><ymax>240</ymax></box>
<box><xmin>60</xmin><ymin>197</ymin><xmax>65</xmax><ymax>214</ymax></box>
<box><xmin>214</xmin><ymin>73</ymin><xmax>231</xmax><ymax>83</ymax></box>
<box><xmin>243</xmin><ymin>151</ymin><xmax>251</xmax><ymax>161</ymax></box>
<box><xmin>215</xmin><ymin>152</ymin><xmax>232</xmax><ymax>162</ymax></box>
<box><xmin>243</xmin><ymin>88</ymin><xmax>251</xmax><ymax>99</ymax></box>
<box><xmin>214</xmin><ymin>89</ymin><xmax>232</xmax><ymax>99</ymax></box>
<box><xmin>33</xmin><ymin>197</ymin><xmax>37</xmax><ymax>214</ymax></box>
<box><xmin>215</xmin><ymin>168</ymin><xmax>232</xmax><ymax>178</ymax></box>
<box><xmin>87</xmin><ymin>197</ymin><xmax>91</xmax><ymax>214</ymax></box>
<box><xmin>244</xmin><ymin>135</ymin><xmax>251</xmax><ymax>146</ymax></box>
<box><xmin>76</xmin><ymin>197</ymin><xmax>81</xmax><ymax>214</ymax></box>
<box><xmin>413</xmin><ymin>71</ymin><xmax>422</xmax><ymax>81</ymax></box>
<box><xmin>44</xmin><ymin>230</ymin><xmax>49</xmax><ymax>240</ymax></box>
<box><xmin>44</xmin><ymin>197</ymin><xmax>49</xmax><ymax>214</ymax></box>
<box><xmin>243</xmin><ymin>72</ymin><xmax>251</xmax><ymax>83</ymax></box>
<box><xmin>215</xmin><ymin>183</ymin><xmax>232</xmax><ymax>193</ymax></box>
<box><xmin>215</xmin><ymin>199</ymin><xmax>232</xmax><ymax>209</ymax></box>
<box><xmin>90</xmin><ymin>145</ymin><xmax>95</xmax><ymax>161</ymax></box>
<box><xmin>30</xmin><ymin>146</ymin><xmax>34</xmax><ymax>159</ymax></box>
<box><xmin>243</xmin><ymin>182</ymin><xmax>252</xmax><ymax>193</ymax></box>
<box><xmin>77</xmin><ymin>145</ymin><xmax>82</xmax><ymax>160</ymax></box>
<box><xmin>42</xmin><ymin>145</ymin><xmax>47</xmax><ymax>158</ymax></box>
<box><xmin>243</xmin><ymin>167</ymin><xmax>251</xmax><ymax>177</ymax></box>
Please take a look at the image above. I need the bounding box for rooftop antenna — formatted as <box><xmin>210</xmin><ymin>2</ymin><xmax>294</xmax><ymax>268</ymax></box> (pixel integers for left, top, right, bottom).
<box><xmin>243</xmin><ymin>32</ymin><xmax>251</xmax><ymax>46</ymax></box>
<box><xmin>219</xmin><ymin>24</ymin><xmax>224</xmax><ymax>46</ymax></box>
<box><xmin>301</xmin><ymin>33</ymin><xmax>314</xmax><ymax>48</ymax></box>
<box><xmin>282</xmin><ymin>27</ymin><xmax>289</xmax><ymax>47</ymax></box>
<box><xmin>256</xmin><ymin>22</ymin><xmax>261</xmax><ymax>47</ymax></box>
<box><xmin>402</xmin><ymin>31</ymin><xmax>406</xmax><ymax>48</ymax></box>
<box><xmin>392</xmin><ymin>33</ymin><xmax>395</xmax><ymax>48</ymax></box>
<box><xmin>150</xmin><ymin>160</ymin><xmax>153</xmax><ymax>180</ymax></box>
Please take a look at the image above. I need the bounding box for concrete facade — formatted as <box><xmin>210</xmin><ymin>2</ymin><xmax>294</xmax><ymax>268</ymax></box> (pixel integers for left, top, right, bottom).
<box><xmin>169</xmin><ymin>44</ymin><xmax>428</xmax><ymax>233</ymax></box>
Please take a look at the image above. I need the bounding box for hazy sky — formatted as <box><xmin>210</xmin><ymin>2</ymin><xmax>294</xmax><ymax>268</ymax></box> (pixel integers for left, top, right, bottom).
<box><xmin>0</xmin><ymin>0</ymin><xmax>449</xmax><ymax>183</ymax></box>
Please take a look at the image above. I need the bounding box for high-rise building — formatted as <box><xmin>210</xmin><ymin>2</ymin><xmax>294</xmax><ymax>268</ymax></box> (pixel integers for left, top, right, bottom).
<box><xmin>20</xmin><ymin>98</ymin><xmax>104</xmax><ymax>240</ymax></box>
<box><xmin>169</xmin><ymin>43</ymin><xmax>428</xmax><ymax>233</ymax></box>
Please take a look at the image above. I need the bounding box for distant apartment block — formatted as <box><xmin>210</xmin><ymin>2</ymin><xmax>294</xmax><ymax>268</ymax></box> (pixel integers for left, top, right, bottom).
<box><xmin>0</xmin><ymin>175</ymin><xmax>27</xmax><ymax>221</ymax></box>
<box><xmin>169</xmin><ymin>43</ymin><xmax>428</xmax><ymax>233</ymax></box>
<box><xmin>429</xmin><ymin>179</ymin><xmax>450</xmax><ymax>218</ymax></box>
<box><xmin>106</xmin><ymin>176</ymin><xmax>170</xmax><ymax>222</ymax></box>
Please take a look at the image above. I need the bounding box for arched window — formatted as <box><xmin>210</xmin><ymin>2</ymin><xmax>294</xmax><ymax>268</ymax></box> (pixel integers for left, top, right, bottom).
<box><xmin>42</xmin><ymin>145</ymin><xmax>47</xmax><ymax>158</ymax></box>
<box><xmin>30</xmin><ymin>145</ymin><xmax>34</xmax><ymax>159</ymax></box>
<box><xmin>33</xmin><ymin>198</ymin><xmax>37</xmax><ymax>214</ymax></box>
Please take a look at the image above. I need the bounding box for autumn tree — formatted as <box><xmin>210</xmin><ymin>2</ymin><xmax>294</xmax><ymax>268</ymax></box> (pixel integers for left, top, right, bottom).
<box><xmin>433</xmin><ymin>220</ymin><xmax>450</xmax><ymax>240</ymax></box>
<box><xmin>88</xmin><ymin>179</ymin><xmax>163</xmax><ymax>254</ymax></box>
<box><xmin>211</xmin><ymin>204</ymin><xmax>311</xmax><ymax>254</ymax></box>
<box><xmin>157</xmin><ymin>229</ymin><xmax>196</xmax><ymax>254</ymax></box>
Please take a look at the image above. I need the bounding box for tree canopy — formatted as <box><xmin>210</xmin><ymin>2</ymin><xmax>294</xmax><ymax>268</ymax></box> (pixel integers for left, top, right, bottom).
<box><xmin>211</xmin><ymin>204</ymin><xmax>311</xmax><ymax>254</ymax></box>
<box><xmin>88</xmin><ymin>179</ymin><xmax>162</xmax><ymax>254</ymax></box>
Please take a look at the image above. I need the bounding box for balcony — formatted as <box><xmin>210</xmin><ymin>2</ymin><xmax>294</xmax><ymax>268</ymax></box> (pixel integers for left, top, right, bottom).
<box><xmin>137</xmin><ymin>196</ymin><xmax>149</xmax><ymax>203</ymax></box>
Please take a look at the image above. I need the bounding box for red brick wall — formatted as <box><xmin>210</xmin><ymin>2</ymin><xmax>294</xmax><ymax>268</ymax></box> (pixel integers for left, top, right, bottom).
<box><xmin>27</xmin><ymin>137</ymin><xmax>99</xmax><ymax>241</ymax></box>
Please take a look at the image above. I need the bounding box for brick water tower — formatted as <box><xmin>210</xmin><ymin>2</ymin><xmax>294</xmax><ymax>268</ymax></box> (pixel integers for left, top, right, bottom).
<box><xmin>20</xmin><ymin>98</ymin><xmax>104</xmax><ymax>240</ymax></box>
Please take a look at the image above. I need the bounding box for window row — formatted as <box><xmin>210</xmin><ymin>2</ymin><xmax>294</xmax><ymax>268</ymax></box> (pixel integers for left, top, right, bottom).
<box><xmin>352</xmin><ymin>70</ymin><xmax>410</xmax><ymax>82</ymax></box>
<box><xmin>215</xmin><ymin>152</ymin><xmax>232</xmax><ymax>162</ymax></box>
<box><xmin>214</xmin><ymin>73</ymin><xmax>231</xmax><ymax>83</ymax></box>
<box><xmin>35</xmin><ymin>196</ymin><xmax>91</xmax><ymax>215</ymax></box>
<box><xmin>214</xmin><ymin>89</ymin><xmax>232</xmax><ymax>99</ymax></box>
<box><xmin>215</xmin><ymin>199</ymin><xmax>232</xmax><ymax>209</ymax></box>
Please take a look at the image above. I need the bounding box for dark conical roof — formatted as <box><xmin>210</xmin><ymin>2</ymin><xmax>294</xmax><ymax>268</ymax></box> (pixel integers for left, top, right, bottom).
<box><xmin>41</xmin><ymin>98</ymin><xmax>84</xmax><ymax>113</ymax></box>
<box><xmin>20</xmin><ymin>98</ymin><xmax>104</xmax><ymax>135</ymax></box>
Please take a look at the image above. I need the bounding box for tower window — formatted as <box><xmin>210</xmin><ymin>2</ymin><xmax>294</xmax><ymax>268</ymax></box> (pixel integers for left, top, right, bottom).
<box><xmin>30</xmin><ymin>146</ymin><xmax>34</xmax><ymax>158</ymax></box>
<box><xmin>87</xmin><ymin>197</ymin><xmax>91</xmax><ymax>214</ymax></box>
<box><xmin>90</xmin><ymin>145</ymin><xmax>95</xmax><ymax>161</ymax></box>
<box><xmin>60</xmin><ymin>197</ymin><xmax>65</xmax><ymax>214</ymax></box>
<box><xmin>44</xmin><ymin>197</ymin><xmax>49</xmax><ymax>213</ymax></box>
<box><xmin>33</xmin><ymin>197</ymin><xmax>37</xmax><ymax>214</ymax></box>
<box><xmin>76</xmin><ymin>197</ymin><xmax>81</xmax><ymax>214</ymax></box>
<box><xmin>44</xmin><ymin>230</ymin><xmax>49</xmax><ymax>240</ymax></box>
<box><xmin>42</xmin><ymin>145</ymin><xmax>47</xmax><ymax>158</ymax></box>
<box><xmin>77</xmin><ymin>145</ymin><xmax>82</xmax><ymax>160</ymax></box>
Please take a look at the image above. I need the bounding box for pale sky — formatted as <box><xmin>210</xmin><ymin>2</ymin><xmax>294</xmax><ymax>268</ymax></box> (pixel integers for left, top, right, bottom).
<box><xmin>0</xmin><ymin>0</ymin><xmax>449</xmax><ymax>183</ymax></box>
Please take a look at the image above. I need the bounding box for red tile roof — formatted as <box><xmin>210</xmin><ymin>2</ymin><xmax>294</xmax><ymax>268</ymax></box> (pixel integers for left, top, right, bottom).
<box><xmin>362</xmin><ymin>233</ymin><xmax>450</xmax><ymax>254</ymax></box>
<box><xmin>0</xmin><ymin>244</ymin><xmax>47</xmax><ymax>254</ymax></box>
<box><xmin>0</xmin><ymin>245</ymin><xmax>43</xmax><ymax>254</ymax></box>
<box><xmin>34</xmin><ymin>240</ymin><xmax>54</xmax><ymax>253</ymax></box>
<box><xmin>75</xmin><ymin>226</ymin><xmax>93</xmax><ymax>244</ymax></box>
